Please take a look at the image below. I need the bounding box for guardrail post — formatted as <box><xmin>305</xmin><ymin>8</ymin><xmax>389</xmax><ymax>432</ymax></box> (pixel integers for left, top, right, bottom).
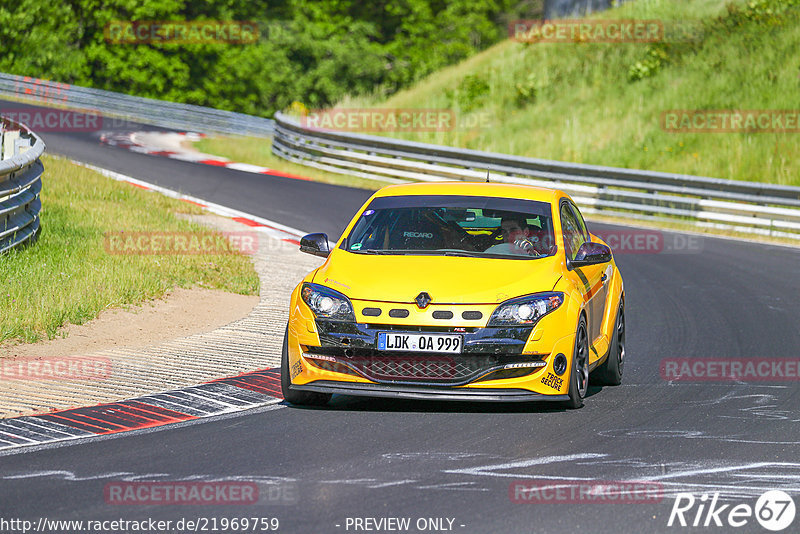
<box><xmin>14</xmin><ymin>136</ymin><xmax>28</xmax><ymax>156</ymax></box>
<box><xmin>0</xmin><ymin>116</ymin><xmax>45</xmax><ymax>253</ymax></box>
<box><xmin>2</xmin><ymin>130</ymin><xmax>19</xmax><ymax>160</ymax></box>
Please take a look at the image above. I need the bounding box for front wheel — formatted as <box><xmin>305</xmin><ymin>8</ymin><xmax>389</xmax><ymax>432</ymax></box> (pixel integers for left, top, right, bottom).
<box><xmin>564</xmin><ymin>316</ymin><xmax>589</xmax><ymax>409</ymax></box>
<box><xmin>591</xmin><ymin>301</ymin><xmax>625</xmax><ymax>386</ymax></box>
<box><xmin>281</xmin><ymin>325</ymin><xmax>331</xmax><ymax>406</ymax></box>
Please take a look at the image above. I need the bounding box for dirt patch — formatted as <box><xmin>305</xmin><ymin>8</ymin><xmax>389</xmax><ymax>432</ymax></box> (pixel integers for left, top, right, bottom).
<box><xmin>0</xmin><ymin>287</ymin><xmax>258</xmax><ymax>359</ymax></box>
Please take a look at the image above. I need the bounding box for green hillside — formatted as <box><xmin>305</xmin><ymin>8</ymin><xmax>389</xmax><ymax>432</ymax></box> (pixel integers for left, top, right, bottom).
<box><xmin>340</xmin><ymin>0</ymin><xmax>800</xmax><ymax>186</ymax></box>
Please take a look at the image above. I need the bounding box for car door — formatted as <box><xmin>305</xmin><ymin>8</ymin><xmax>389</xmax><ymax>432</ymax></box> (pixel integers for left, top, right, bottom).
<box><xmin>559</xmin><ymin>201</ymin><xmax>609</xmax><ymax>349</ymax></box>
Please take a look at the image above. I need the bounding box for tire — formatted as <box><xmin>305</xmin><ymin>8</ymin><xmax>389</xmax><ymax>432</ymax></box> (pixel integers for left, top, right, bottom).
<box><xmin>281</xmin><ymin>325</ymin><xmax>331</xmax><ymax>406</ymax></box>
<box><xmin>590</xmin><ymin>301</ymin><xmax>625</xmax><ymax>386</ymax></box>
<box><xmin>564</xmin><ymin>316</ymin><xmax>589</xmax><ymax>409</ymax></box>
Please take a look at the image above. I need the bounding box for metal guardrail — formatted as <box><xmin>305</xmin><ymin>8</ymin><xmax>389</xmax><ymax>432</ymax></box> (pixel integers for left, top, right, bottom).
<box><xmin>0</xmin><ymin>72</ymin><xmax>274</xmax><ymax>137</ymax></box>
<box><xmin>0</xmin><ymin>116</ymin><xmax>44</xmax><ymax>253</ymax></box>
<box><xmin>272</xmin><ymin>112</ymin><xmax>800</xmax><ymax>240</ymax></box>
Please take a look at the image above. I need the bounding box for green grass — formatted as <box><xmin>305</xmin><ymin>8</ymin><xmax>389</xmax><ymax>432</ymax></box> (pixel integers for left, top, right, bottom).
<box><xmin>194</xmin><ymin>136</ymin><xmax>390</xmax><ymax>190</ymax></box>
<box><xmin>336</xmin><ymin>0</ymin><xmax>800</xmax><ymax>186</ymax></box>
<box><xmin>0</xmin><ymin>156</ymin><xmax>259</xmax><ymax>344</ymax></box>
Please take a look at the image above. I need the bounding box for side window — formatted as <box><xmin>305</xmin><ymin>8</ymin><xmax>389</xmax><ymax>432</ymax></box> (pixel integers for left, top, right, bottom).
<box><xmin>560</xmin><ymin>203</ymin><xmax>586</xmax><ymax>261</ymax></box>
<box><xmin>567</xmin><ymin>201</ymin><xmax>590</xmax><ymax>242</ymax></box>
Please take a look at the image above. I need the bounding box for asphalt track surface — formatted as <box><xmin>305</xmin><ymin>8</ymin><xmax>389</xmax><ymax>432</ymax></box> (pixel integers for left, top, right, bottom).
<box><xmin>1</xmin><ymin>99</ymin><xmax>799</xmax><ymax>533</ymax></box>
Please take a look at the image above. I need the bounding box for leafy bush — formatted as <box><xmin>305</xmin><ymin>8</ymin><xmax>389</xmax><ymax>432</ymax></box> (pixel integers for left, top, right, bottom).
<box><xmin>628</xmin><ymin>45</ymin><xmax>670</xmax><ymax>81</ymax></box>
<box><xmin>447</xmin><ymin>74</ymin><xmax>491</xmax><ymax>112</ymax></box>
<box><xmin>514</xmin><ymin>72</ymin><xmax>539</xmax><ymax>107</ymax></box>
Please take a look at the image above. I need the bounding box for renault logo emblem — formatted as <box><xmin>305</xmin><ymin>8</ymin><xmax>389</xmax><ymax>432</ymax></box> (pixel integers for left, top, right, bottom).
<box><xmin>415</xmin><ymin>292</ymin><xmax>432</xmax><ymax>309</ymax></box>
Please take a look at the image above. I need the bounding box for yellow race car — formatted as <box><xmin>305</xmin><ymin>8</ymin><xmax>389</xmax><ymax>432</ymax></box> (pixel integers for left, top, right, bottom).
<box><xmin>281</xmin><ymin>182</ymin><xmax>625</xmax><ymax>408</ymax></box>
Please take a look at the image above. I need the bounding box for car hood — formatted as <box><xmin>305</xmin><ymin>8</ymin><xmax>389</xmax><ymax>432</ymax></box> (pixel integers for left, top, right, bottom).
<box><xmin>313</xmin><ymin>250</ymin><xmax>563</xmax><ymax>304</ymax></box>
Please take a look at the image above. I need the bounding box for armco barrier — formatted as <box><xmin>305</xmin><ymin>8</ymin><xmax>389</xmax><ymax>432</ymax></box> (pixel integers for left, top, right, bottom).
<box><xmin>0</xmin><ymin>72</ymin><xmax>274</xmax><ymax>137</ymax></box>
<box><xmin>0</xmin><ymin>115</ymin><xmax>44</xmax><ymax>252</ymax></box>
<box><xmin>271</xmin><ymin>112</ymin><xmax>800</xmax><ymax>240</ymax></box>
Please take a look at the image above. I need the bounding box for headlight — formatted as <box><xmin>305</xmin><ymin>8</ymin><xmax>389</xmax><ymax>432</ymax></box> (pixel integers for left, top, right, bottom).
<box><xmin>301</xmin><ymin>283</ymin><xmax>355</xmax><ymax>322</ymax></box>
<box><xmin>487</xmin><ymin>292</ymin><xmax>564</xmax><ymax>327</ymax></box>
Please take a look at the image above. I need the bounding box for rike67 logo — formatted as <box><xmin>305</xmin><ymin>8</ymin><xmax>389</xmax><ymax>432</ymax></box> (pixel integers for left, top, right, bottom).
<box><xmin>668</xmin><ymin>490</ymin><xmax>796</xmax><ymax>531</ymax></box>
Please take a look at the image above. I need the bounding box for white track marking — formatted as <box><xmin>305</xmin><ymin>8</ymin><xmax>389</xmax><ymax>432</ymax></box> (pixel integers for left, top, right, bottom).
<box><xmin>442</xmin><ymin>453</ymin><xmax>607</xmax><ymax>478</ymax></box>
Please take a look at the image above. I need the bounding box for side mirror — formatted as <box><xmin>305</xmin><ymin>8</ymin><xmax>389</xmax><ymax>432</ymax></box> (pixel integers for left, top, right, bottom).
<box><xmin>300</xmin><ymin>233</ymin><xmax>330</xmax><ymax>258</ymax></box>
<box><xmin>571</xmin><ymin>241</ymin><xmax>612</xmax><ymax>267</ymax></box>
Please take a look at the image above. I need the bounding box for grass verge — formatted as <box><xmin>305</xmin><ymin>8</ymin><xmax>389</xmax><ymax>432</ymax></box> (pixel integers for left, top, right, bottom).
<box><xmin>0</xmin><ymin>155</ymin><xmax>259</xmax><ymax>345</ymax></box>
<box><xmin>193</xmin><ymin>136</ymin><xmax>389</xmax><ymax>190</ymax></box>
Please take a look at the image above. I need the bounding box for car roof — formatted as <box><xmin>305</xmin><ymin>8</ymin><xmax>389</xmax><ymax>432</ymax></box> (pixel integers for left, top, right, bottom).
<box><xmin>372</xmin><ymin>181</ymin><xmax>565</xmax><ymax>204</ymax></box>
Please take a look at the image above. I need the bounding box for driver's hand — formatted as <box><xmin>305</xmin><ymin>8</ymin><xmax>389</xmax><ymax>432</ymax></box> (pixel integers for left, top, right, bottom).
<box><xmin>514</xmin><ymin>237</ymin><xmax>540</xmax><ymax>255</ymax></box>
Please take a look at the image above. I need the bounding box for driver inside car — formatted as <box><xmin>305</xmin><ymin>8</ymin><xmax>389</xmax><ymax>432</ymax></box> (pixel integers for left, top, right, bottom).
<box><xmin>484</xmin><ymin>216</ymin><xmax>540</xmax><ymax>256</ymax></box>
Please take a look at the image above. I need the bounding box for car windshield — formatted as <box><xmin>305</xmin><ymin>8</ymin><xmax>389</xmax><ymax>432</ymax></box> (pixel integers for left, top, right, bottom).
<box><xmin>343</xmin><ymin>194</ymin><xmax>556</xmax><ymax>259</ymax></box>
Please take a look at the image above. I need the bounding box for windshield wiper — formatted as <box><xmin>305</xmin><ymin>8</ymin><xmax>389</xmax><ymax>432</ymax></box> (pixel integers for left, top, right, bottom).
<box><xmin>436</xmin><ymin>250</ymin><xmax>480</xmax><ymax>257</ymax></box>
<box><xmin>351</xmin><ymin>249</ymin><xmax>395</xmax><ymax>255</ymax></box>
<box><xmin>351</xmin><ymin>248</ymin><xmax>473</xmax><ymax>256</ymax></box>
<box><xmin>386</xmin><ymin>249</ymin><xmax>482</xmax><ymax>257</ymax></box>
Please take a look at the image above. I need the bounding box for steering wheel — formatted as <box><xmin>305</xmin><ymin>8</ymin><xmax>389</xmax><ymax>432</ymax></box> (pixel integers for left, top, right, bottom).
<box><xmin>455</xmin><ymin>231</ymin><xmax>479</xmax><ymax>251</ymax></box>
<box><xmin>442</xmin><ymin>218</ymin><xmax>480</xmax><ymax>251</ymax></box>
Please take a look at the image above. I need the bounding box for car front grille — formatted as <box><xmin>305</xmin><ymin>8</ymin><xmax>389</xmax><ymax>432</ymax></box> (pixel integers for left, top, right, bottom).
<box><xmin>354</xmin><ymin>354</ymin><xmax>474</xmax><ymax>382</ymax></box>
<box><xmin>305</xmin><ymin>350</ymin><xmax>535</xmax><ymax>386</ymax></box>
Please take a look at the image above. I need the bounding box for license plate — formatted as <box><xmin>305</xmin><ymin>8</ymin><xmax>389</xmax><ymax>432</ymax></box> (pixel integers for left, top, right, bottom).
<box><xmin>377</xmin><ymin>332</ymin><xmax>462</xmax><ymax>353</ymax></box>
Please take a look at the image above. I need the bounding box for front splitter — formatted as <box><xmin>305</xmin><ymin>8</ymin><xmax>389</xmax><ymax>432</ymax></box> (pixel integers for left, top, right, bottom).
<box><xmin>293</xmin><ymin>381</ymin><xmax>569</xmax><ymax>402</ymax></box>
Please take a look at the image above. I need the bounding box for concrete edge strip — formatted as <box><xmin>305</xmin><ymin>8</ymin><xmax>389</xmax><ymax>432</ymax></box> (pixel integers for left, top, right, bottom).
<box><xmin>99</xmin><ymin>131</ymin><xmax>312</xmax><ymax>181</ymax></box>
<box><xmin>0</xmin><ymin>369</ymin><xmax>283</xmax><ymax>452</ymax></box>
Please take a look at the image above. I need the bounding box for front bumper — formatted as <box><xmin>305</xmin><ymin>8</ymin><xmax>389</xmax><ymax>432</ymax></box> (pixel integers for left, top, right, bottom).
<box><xmin>290</xmin><ymin>318</ymin><xmax>576</xmax><ymax>397</ymax></box>
<box><xmin>309</xmin><ymin>320</ymin><xmax>540</xmax><ymax>385</ymax></box>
